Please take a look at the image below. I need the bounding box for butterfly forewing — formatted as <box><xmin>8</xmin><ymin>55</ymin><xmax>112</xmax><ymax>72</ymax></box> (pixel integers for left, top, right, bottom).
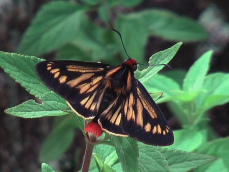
<box><xmin>36</xmin><ymin>60</ymin><xmax>110</xmax><ymax>118</ymax></box>
<box><xmin>121</xmin><ymin>80</ymin><xmax>174</xmax><ymax>146</ymax></box>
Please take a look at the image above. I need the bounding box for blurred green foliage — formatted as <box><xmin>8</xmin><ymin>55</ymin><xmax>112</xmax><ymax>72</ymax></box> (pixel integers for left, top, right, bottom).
<box><xmin>1</xmin><ymin>0</ymin><xmax>229</xmax><ymax>172</ymax></box>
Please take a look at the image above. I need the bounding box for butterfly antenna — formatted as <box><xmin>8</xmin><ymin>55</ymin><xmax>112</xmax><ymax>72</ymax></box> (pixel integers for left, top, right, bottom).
<box><xmin>112</xmin><ymin>29</ymin><xmax>131</xmax><ymax>59</ymax></box>
<box><xmin>162</xmin><ymin>64</ymin><xmax>172</xmax><ymax>69</ymax></box>
<box><xmin>112</xmin><ymin>29</ymin><xmax>172</xmax><ymax>70</ymax></box>
<box><xmin>137</xmin><ymin>63</ymin><xmax>172</xmax><ymax>69</ymax></box>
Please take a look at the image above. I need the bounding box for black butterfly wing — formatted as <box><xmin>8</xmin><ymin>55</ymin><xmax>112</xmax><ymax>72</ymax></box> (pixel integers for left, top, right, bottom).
<box><xmin>98</xmin><ymin>90</ymin><xmax>128</xmax><ymax>137</ymax></box>
<box><xmin>36</xmin><ymin>60</ymin><xmax>110</xmax><ymax>119</ymax></box>
<box><xmin>121</xmin><ymin>79</ymin><xmax>174</xmax><ymax>146</ymax></box>
<box><xmin>36</xmin><ymin>60</ymin><xmax>173</xmax><ymax>145</ymax></box>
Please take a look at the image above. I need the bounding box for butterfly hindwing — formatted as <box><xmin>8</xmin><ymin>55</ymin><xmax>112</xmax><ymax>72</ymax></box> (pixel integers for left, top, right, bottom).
<box><xmin>36</xmin><ymin>60</ymin><xmax>110</xmax><ymax>119</ymax></box>
<box><xmin>98</xmin><ymin>88</ymin><xmax>128</xmax><ymax>137</ymax></box>
<box><xmin>121</xmin><ymin>79</ymin><xmax>174</xmax><ymax>146</ymax></box>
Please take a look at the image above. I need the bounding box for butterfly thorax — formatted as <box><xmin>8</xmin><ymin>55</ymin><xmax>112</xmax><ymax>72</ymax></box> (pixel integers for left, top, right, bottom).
<box><xmin>104</xmin><ymin>62</ymin><xmax>135</xmax><ymax>95</ymax></box>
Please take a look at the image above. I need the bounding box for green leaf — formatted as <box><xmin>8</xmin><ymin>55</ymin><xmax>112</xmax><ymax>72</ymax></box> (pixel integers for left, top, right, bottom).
<box><xmin>160</xmin><ymin>148</ymin><xmax>216</xmax><ymax>172</ymax></box>
<box><xmin>114</xmin><ymin>0</ymin><xmax>142</xmax><ymax>7</ymax></box>
<box><xmin>41</xmin><ymin>163</ymin><xmax>56</xmax><ymax>172</ymax></box>
<box><xmin>104</xmin><ymin>151</ymin><xmax>119</xmax><ymax>167</ymax></box>
<box><xmin>197</xmin><ymin>138</ymin><xmax>229</xmax><ymax>157</ymax></box>
<box><xmin>163</xmin><ymin>69</ymin><xmax>186</xmax><ymax>87</ymax></box>
<box><xmin>195</xmin><ymin>158</ymin><xmax>229</xmax><ymax>172</ymax></box>
<box><xmin>203</xmin><ymin>72</ymin><xmax>229</xmax><ymax>95</ymax></box>
<box><xmin>71</xmin><ymin>21</ymin><xmax>116</xmax><ymax>62</ymax></box>
<box><xmin>69</xmin><ymin>112</ymin><xmax>85</xmax><ymax>132</ymax></box>
<box><xmin>199</xmin><ymin>73</ymin><xmax>229</xmax><ymax>111</ymax></box>
<box><xmin>87</xmin><ymin>158</ymin><xmax>98</xmax><ymax>172</ymax></box>
<box><xmin>196</xmin><ymin>138</ymin><xmax>229</xmax><ymax>172</ymax></box>
<box><xmin>81</xmin><ymin>0</ymin><xmax>101</xmax><ymax>5</ymax></box>
<box><xmin>18</xmin><ymin>1</ymin><xmax>88</xmax><ymax>56</ymax></box>
<box><xmin>183</xmin><ymin>51</ymin><xmax>212</xmax><ymax>93</ymax></box>
<box><xmin>49</xmin><ymin>16</ymin><xmax>115</xmax><ymax>63</ymax></box>
<box><xmin>93</xmin><ymin>154</ymin><xmax>104</xmax><ymax>171</ymax></box>
<box><xmin>93</xmin><ymin>144</ymin><xmax>119</xmax><ymax>171</ymax></box>
<box><xmin>166</xmin><ymin>102</ymin><xmax>186</xmax><ymax>125</ymax></box>
<box><xmin>169</xmin><ymin>129</ymin><xmax>207</xmax><ymax>152</ymax></box>
<box><xmin>39</xmin><ymin>116</ymin><xmax>76</xmax><ymax>162</ymax></box>
<box><xmin>93</xmin><ymin>154</ymin><xmax>116</xmax><ymax>172</ymax></box>
<box><xmin>116</xmin><ymin>15</ymin><xmax>148</xmax><ymax>64</ymax></box>
<box><xmin>136</xmin><ymin>42</ymin><xmax>182</xmax><ymax>83</ymax></box>
<box><xmin>53</xmin><ymin>114</ymin><xmax>83</xmax><ymax>130</ymax></box>
<box><xmin>145</xmin><ymin>74</ymin><xmax>181</xmax><ymax>103</ymax></box>
<box><xmin>5</xmin><ymin>92</ymin><xmax>68</xmax><ymax>118</ymax></box>
<box><xmin>0</xmin><ymin>52</ymin><xmax>49</xmax><ymax>98</ymax></box>
<box><xmin>98</xmin><ymin>5</ymin><xmax>110</xmax><ymax>23</ymax></box>
<box><xmin>138</xmin><ymin>143</ymin><xmax>170</xmax><ymax>172</ymax></box>
<box><xmin>99</xmin><ymin>0</ymin><xmax>142</xmax><ymax>9</ymax></box>
<box><xmin>111</xmin><ymin>137</ymin><xmax>139</xmax><ymax>172</ymax></box>
<box><xmin>202</xmin><ymin>95</ymin><xmax>229</xmax><ymax>112</ymax></box>
<box><xmin>57</xmin><ymin>44</ymin><xmax>91</xmax><ymax>61</ymax></box>
<box><xmin>94</xmin><ymin>144</ymin><xmax>117</xmax><ymax>163</ymax></box>
<box><xmin>140</xmin><ymin>9</ymin><xmax>209</xmax><ymax>41</ymax></box>
<box><xmin>112</xmin><ymin>163</ymin><xmax>123</xmax><ymax>172</ymax></box>
<box><xmin>171</xmin><ymin>92</ymin><xmax>196</xmax><ymax>102</ymax></box>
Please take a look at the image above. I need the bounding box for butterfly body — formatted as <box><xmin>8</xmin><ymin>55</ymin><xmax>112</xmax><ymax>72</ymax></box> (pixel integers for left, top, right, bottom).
<box><xmin>36</xmin><ymin>58</ymin><xmax>174</xmax><ymax>146</ymax></box>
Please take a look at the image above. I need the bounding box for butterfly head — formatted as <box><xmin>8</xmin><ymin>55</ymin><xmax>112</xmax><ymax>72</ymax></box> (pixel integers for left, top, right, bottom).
<box><xmin>124</xmin><ymin>58</ymin><xmax>137</xmax><ymax>71</ymax></box>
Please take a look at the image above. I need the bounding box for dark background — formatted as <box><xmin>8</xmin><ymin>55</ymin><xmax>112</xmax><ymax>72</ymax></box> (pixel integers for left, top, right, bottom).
<box><xmin>0</xmin><ymin>0</ymin><xmax>229</xmax><ymax>171</ymax></box>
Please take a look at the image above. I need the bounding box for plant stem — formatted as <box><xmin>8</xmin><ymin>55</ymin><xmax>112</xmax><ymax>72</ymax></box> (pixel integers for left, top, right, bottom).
<box><xmin>81</xmin><ymin>136</ymin><xmax>96</xmax><ymax>172</ymax></box>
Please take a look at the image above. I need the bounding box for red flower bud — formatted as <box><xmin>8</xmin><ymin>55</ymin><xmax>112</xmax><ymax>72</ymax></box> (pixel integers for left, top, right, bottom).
<box><xmin>85</xmin><ymin>121</ymin><xmax>103</xmax><ymax>138</ymax></box>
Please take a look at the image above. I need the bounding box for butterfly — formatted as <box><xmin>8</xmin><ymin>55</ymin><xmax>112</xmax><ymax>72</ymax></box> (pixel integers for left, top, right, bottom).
<box><xmin>36</xmin><ymin>58</ymin><xmax>174</xmax><ymax>146</ymax></box>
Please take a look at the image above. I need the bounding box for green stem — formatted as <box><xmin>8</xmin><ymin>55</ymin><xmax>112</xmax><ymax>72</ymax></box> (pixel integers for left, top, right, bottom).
<box><xmin>81</xmin><ymin>140</ymin><xmax>95</xmax><ymax>172</ymax></box>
